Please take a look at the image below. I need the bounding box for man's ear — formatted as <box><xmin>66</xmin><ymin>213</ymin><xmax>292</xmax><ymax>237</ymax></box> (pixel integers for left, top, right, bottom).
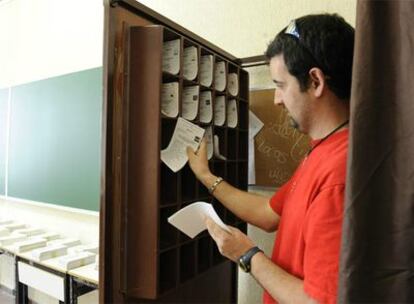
<box><xmin>308</xmin><ymin>68</ymin><xmax>327</xmax><ymax>98</ymax></box>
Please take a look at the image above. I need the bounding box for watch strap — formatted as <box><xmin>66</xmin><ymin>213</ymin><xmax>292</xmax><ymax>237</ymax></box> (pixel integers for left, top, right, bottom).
<box><xmin>238</xmin><ymin>246</ymin><xmax>263</xmax><ymax>273</ymax></box>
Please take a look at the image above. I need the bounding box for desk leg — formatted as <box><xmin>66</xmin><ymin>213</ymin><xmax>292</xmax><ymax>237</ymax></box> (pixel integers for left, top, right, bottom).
<box><xmin>14</xmin><ymin>257</ymin><xmax>28</xmax><ymax>304</ymax></box>
<box><xmin>69</xmin><ymin>275</ymin><xmax>77</xmax><ymax>304</ymax></box>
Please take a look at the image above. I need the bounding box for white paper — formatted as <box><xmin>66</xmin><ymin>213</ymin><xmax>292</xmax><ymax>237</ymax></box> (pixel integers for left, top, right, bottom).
<box><xmin>168</xmin><ymin>201</ymin><xmax>230</xmax><ymax>238</ymax></box>
<box><xmin>161</xmin><ymin>117</ymin><xmax>205</xmax><ymax>172</ymax></box>
<box><xmin>227</xmin><ymin>99</ymin><xmax>238</xmax><ymax>128</ymax></box>
<box><xmin>205</xmin><ymin>126</ymin><xmax>214</xmax><ymax>160</ymax></box>
<box><xmin>161</xmin><ymin>82</ymin><xmax>179</xmax><ymax>118</ymax></box>
<box><xmin>248</xmin><ymin>111</ymin><xmax>264</xmax><ymax>184</ymax></box>
<box><xmin>162</xmin><ymin>39</ymin><xmax>180</xmax><ymax>75</ymax></box>
<box><xmin>214</xmin><ymin>96</ymin><xmax>226</xmax><ymax>126</ymax></box>
<box><xmin>199</xmin><ymin>55</ymin><xmax>213</xmax><ymax>87</ymax></box>
<box><xmin>228</xmin><ymin>73</ymin><xmax>239</xmax><ymax>96</ymax></box>
<box><xmin>182</xmin><ymin>85</ymin><xmax>199</xmax><ymax>121</ymax></box>
<box><xmin>214</xmin><ymin>135</ymin><xmax>227</xmax><ymax>160</ymax></box>
<box><xmin>199</xmin><ymin>91</ymin><xmax>213</xmax><ymax>123</ymax></box>
<box><xmin>214</xmin><ymin>61</ymin><xmax>226</xmax><ymax>91</ymax></box>
<box><xmin>183</xmin><ymin>46</ymin><xmax>198</xmax><ymax>81</ymax></box>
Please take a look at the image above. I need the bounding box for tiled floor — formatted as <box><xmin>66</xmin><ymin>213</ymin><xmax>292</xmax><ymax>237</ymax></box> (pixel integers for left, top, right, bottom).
<box><xmin>0</xmin><ymin>288</ymin><xmax>14</xmax><ymax>304</ymax></box>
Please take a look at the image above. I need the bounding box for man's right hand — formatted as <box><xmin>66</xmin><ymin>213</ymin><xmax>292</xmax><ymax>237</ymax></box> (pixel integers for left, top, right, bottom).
<box><xmin>186</xmin><ymin>139</ymin><xmax>211</xmax><ymax>181</ymax></box>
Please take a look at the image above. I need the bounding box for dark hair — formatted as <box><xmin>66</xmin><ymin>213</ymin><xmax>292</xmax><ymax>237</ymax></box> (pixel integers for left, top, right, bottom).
<box><xmin>265</xmin><ymin>14</ymin><xmax>354</xmax><ymax>100</ymax></box>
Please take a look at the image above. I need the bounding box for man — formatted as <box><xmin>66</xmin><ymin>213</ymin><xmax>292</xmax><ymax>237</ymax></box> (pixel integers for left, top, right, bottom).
<box><xmin>187</xmin><ymin>14</ymin><xmax>354</xmax><ymax>303</ymax></box>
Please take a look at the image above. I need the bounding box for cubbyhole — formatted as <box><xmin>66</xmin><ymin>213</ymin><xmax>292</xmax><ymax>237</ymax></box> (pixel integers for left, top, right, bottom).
<box><xmin>212</xmin><ymin>241</ymin><xmax>226</xmax><ymax>265</ymax></box>
<box><xmin>211</xmin><ymin>161</ymin><xmax>226</xmax><ymax>180</ymax></box>
<box><xmin>161</xmin><ymin>118</ymin><xmax>177</xmax><ymax>149</ymax></box>
<box><xmin>162</xmin><ymin>28</ymin><xmax>182</xmax><ymax>79</ymax></box>
<box><xmin>160</xmin><ymin>206</ymin><xmax>178</xmax><ymax>250</ymax></box>
<box><xmin>197</xmin><ymin>180</ymin><xmax>209</xmax><ymax>199</ymax></box>
<box><xmin>160</xmin><ymin>163</ymin><xmax>178</xmax><ymax>206</ymax></box>
<box><xmin>212</xmin><ymin>199</ymin><xmax>226</xmax><ymax>223</ymax></box>
<box><xmin>227</xmin><ymin>162</ymin><xmax>238</xmax><ymax>187</ymax></box>
<box><xmin>200</xmin><ymin>48</ymin><xmax>214</xmax><ymax>89</ymax></box>
<box><xmin>238</xmin><ymin>161</ymin><xmax>248</xmax><ymax>190</ymax></box>
<box><xmin>197</xmin><ymin>236</ymin><xmax>211</xmax><ymax>273</ymax></box>
<box><xmin>239</xmin><ymin>69</ymin><xmax>249</xmax><ymax>100</ymax></box>
<box><xmin>183</xmin><ymin>39</ymin><xmax>199</xmax><ymax>84</ymax></box>
<box><xmin>227</xmin><ymin>129</ymin><xmax>237</xmax><ymax>160</ymax></box>
<box><xmin>181</xmin><ymin>164</ymin><xmax>197</xmax><ymax>202</ymax></box>
<box><xmin>227</xmin><ymin>64</ymin><xmax>239</xmax><ymax>98</ymax></box>
<box><xmin>226</xmin><ymin>210</ymin><xmax>238</xmax><ymax>226</ymax></box>
<box><xmin>159</xmin><ymin>249</ymin><xmax>178</xmax><ymax>293</ymax></box>
<box><xmin>179</xmin><ymin>243</ymin><xmax>196</xmax><ymax>282</ymax></box>
<box><xmin>238</xmin><ymin>130</ymin><xmax>248</xmax><ymax>160</ymax></box>
<box><xmin>213</xmin><ymin>127</ymin><xmax>227</xmax><ymax>160</ymax></box>
<box><xmin>238</xmin><ymin>101</ymin><xmax>248</xmax><ymax>130</ymax></box>
<box><xmin>214</xmin><ymin>57</ymin><xmax>227</xmax><ymax>93</ymax></box>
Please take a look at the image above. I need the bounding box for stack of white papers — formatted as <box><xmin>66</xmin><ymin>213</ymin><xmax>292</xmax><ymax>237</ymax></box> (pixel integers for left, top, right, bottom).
<box><xmin>0</xmin><ymin>219</ymin><xmax>13</xmax><ymax>225</ymax></box>
<box><xmin>183</xmin><ymin>46</ymin><xmax>198</xmax><ymax>81</ymax></box>
<box><xmin>228</xmin><ymin>73</ymin><xmax>239</xmax><ymax>96</ymax></box>
<box><xmin>227</xmin><ymin>99</ymin><xmax>238</xmax><ymax>128</ymax></box>
<box><xmin>168</xmin><ymin>202</ymin><xmax>230</xmax><ymax>238</ymax></box>
<box><xmin>0</xmin><ymin>234</ymin><xmax>27</xmax><ymax>246</ymax></box>
<box><xmin>214</xmin><ymin>61</ymin><xmax>226</xmax><ymax>91</ymax></box>
<box><xmin>199</xmin><ymin>91</ymin><xmax>213</xmax><ymax>123</ymax></box>
<box><xmin>214</xmin><ymin>135</ymin><xmax>227</xmax><ymax>160</ymax></box>
<box><xmin>182</xmin><ymin>85</ymin><xmax>199</xmax><ymax>121</ymax></box>
<box><xmin>13</xmin><ymin>238</ymin><xmax>47</xmax><ymax>253</ymax></box>
<box><xmin>200</xmin><ymin>55</ymin><xmax>213</xmax><ymax>87</ymax></box>
<box><xmin>162</xmin><ymin>39</ymin><xmax>180</xmax><ymax>75</ymax></box>
<box><xmin>47</xmin><ymin>238</ymin><xmax>81</xmax><ymax>248</ymax></box>
<box><xmin>161</xmin><ymin>82</ymin><xmax>179</xmax><ymax>118</ymax></box>
<box><xmin>4</xmin><ymin>223</ymin><xmax>25</xmax><ymax>232</ymax></box>
<box><xmin>205</xmin><ymin>126</ymin><xmax>214</xmax><ymax>160</ymax></box>
<box><xmin>68</xmin><ymin>244</ymin><xmax>99</xmax><ymax>255</ymax></box>
<box><xmin>57</xmin><ymin>252</ymin><xmax>96</xmax><ymax>270</ymax></box>
<box><xmin>15</xmin><ymin>228</ymin><xmax>44</xmax><ymax>237</ymax></box>
<box><xmin>0</xmin><ymin>227</ymin><xmax>10</xmax><ymax>237</ymax></box>
<box><xmin>214</xmin><ymin>96</ymin><xmax>226</xmax><ymax>126</ymax></box>
<box><xmin>161</xmin><ymin>118</ymin><xmax>205</xmax><ymax>172</ymax></box>
<box><xmin>37</xmin><ymin>232</ymin><xmax>60</xmax><ymax>241</ymax></box>
<box><xmin>31</xmin><ymin>244</ymin><xmax>68</xmax><ymax>261</ymax></box>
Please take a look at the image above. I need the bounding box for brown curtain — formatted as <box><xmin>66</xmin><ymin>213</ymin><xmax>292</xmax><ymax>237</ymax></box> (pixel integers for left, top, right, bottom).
<box><xmin>339</xmin><ymin>0</ymin><xmax>414</xmax><ymax>302</ymax></box>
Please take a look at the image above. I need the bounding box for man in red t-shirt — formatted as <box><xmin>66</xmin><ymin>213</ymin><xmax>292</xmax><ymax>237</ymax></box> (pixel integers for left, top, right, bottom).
<box><xmin>187</xmin><ymin>14</ymin><xmax>354</xmax><ymax>303</ymax></box>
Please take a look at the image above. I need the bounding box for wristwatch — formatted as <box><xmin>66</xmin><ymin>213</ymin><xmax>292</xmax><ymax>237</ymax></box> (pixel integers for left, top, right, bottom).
<box><xmin>238</xmin><ymin>246</ymin><xmax>263</xmax><ymax>273</ymax></box>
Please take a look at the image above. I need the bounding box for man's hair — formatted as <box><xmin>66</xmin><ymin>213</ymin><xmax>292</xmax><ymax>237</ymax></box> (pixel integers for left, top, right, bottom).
<box><xmin>265</xmin><ymin>14</ymin><xmax>355</xmax><ymax>100</ymax></box>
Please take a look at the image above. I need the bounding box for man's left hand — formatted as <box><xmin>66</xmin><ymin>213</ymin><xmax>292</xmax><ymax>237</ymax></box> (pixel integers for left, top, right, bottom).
<box><xmin>205</xmin><ymin>217</ymin><xmax>255</xmax><ymax>262</ymax></box>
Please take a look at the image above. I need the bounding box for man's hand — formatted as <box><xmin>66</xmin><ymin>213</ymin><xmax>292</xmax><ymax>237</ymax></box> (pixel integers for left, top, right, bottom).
<box><xmin>186</xmin><ymin>139</ymin><xmax>211</xmax><ymax>180</ymax></box>
<box><xmin>205</xmin><ymin>217</ymin><xmax>255</xmax><ymax>262</ymax></box>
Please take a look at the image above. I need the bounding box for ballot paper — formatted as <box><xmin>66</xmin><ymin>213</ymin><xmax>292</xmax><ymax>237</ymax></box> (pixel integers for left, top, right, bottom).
<box><xmin>183</xmin><ymin>46</ymin><xmax>198</xmax><ymax>81</ymax></box>
<box><xmin>214</xmin><ymin>96</ymin><xmax>226</xmax><ymax>126</ymax></box>
<box><xmin>161</xmin><ymin>117</ymin><xmax>205</xmax><ymax>172</ymax></box>
<box><xmin>162</xmin><ymin>39</ymin><xmax>180</xmax><ymax>75</ymax></box>
<box><xmin>214</xmin><ymin>61</ymin><xmax>226</xmax><ymax>91</ymax></box>
<box><xmin>205</xmin><ymin>126</ymin><xmax>214</xmax><ymax>160</ymax></box>
<box><xmin>200</xmin><ymin>55</ymin><xmax>213</xmax><ymax>87</ymax></box>
<box><xmin>214</xmin><ymin>135</ymin><xmax>227</xmax><ymax>160</ymax></box>
<box><xmin>248</xmin><ymin>110</ymin><xmax>264</xmax><ymax>184</ymax></box>
<box><xmin>161</xmin><ymin>82</ymin><xmax>179</xmax><ymax>117</ymax></box>
<box><xmin>199</xmin><ymin>91</ymin><xmax>213</xmax><ymax>123</ymax></box>
<box><xmin>0</xmin><ymin>227</ymin><xmax>9</xmax><ymax>237</ymax></box>
<box><xmin>227</xmin><ymin>99</ymin><xmax>238</xmax><ymax>128</ymax></box>
<box><xmin>182</xmin><ymin>85</ymin><xmax>199</xmax><ymax>121</ymax></box>
<box><xmin>228</xmin><ymin>73</ymin><xmax>239</xmax><ymax>96</ymax></box>
<box><xmin>168</xmin><ymin>202</ymin><xmax>230</xmax><ymax>238</ymax></box>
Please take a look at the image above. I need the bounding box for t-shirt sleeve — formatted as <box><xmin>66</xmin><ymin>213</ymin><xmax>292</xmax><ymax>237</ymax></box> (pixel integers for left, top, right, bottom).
<box><xmin>269</xmin><ymin>179</ymin><xmax>293</xmax><ymax>215</ymax></box>
<box><xmin>302</xmin><ymin>184</ymin><xmax>345</xmax><ymax>304</ymax></box>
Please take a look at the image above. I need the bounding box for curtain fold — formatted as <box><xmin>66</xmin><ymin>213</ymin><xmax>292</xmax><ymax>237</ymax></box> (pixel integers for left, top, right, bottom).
<box><xmin>339</xmin><ymin>0</ymin><xmax>414</xmax><ymax>302</ymax></box>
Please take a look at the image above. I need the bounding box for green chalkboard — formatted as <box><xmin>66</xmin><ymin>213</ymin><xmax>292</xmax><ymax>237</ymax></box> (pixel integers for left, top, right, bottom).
<box><xmin>0</xmin><ymin>88</ymin><xmax>8</xmax><ymax>195</ymax></box>
<box><xmin>8</xmin><ymin>68</ymin><xmax>102</xmax><ymax>211</ymax></box>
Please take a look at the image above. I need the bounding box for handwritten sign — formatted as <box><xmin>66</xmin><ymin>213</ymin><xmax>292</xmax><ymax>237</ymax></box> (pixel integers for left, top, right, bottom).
<box><xmin>250</xmin><ymin>89</ymin><xmax>310</xmax><ymax>187</ymax></box>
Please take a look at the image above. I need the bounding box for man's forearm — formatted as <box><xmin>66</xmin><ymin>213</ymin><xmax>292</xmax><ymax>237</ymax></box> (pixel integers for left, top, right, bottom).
<box><xmin>250</xmin><ymin>252</ymin><xmax>317</xmax><ymax>304</ymax></box>
<box><xmin>199</xmin><ymin>172</ymin><xmax>278</xmax><ymax>231</ymax></box>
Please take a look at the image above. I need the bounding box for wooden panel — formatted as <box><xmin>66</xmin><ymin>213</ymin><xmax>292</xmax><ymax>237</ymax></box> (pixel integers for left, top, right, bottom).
<box><xmin>250</xmin><ymin>89</ymin><xmax>310</xmax><ymax>187</ymax></box>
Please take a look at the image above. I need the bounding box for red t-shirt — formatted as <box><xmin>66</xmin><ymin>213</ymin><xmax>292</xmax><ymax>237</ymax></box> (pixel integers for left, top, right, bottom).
<box><xmin>263</xmin><ymin>129</ymin><xmax>348</xmax><ymax>304</ymax></box>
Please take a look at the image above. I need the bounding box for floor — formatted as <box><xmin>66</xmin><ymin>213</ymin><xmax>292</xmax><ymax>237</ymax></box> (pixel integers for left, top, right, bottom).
<box><xmin>0</xmin><ymin>288</ymin><xmax>14</xmax><ymax>304</ymax></box>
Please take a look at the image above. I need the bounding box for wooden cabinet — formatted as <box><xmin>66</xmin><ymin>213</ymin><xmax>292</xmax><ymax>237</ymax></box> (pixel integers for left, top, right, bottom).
<box><xmin>102</xmin><ymin>1</ymin><xmax>249</xmax><ymax>302</ymax></box>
